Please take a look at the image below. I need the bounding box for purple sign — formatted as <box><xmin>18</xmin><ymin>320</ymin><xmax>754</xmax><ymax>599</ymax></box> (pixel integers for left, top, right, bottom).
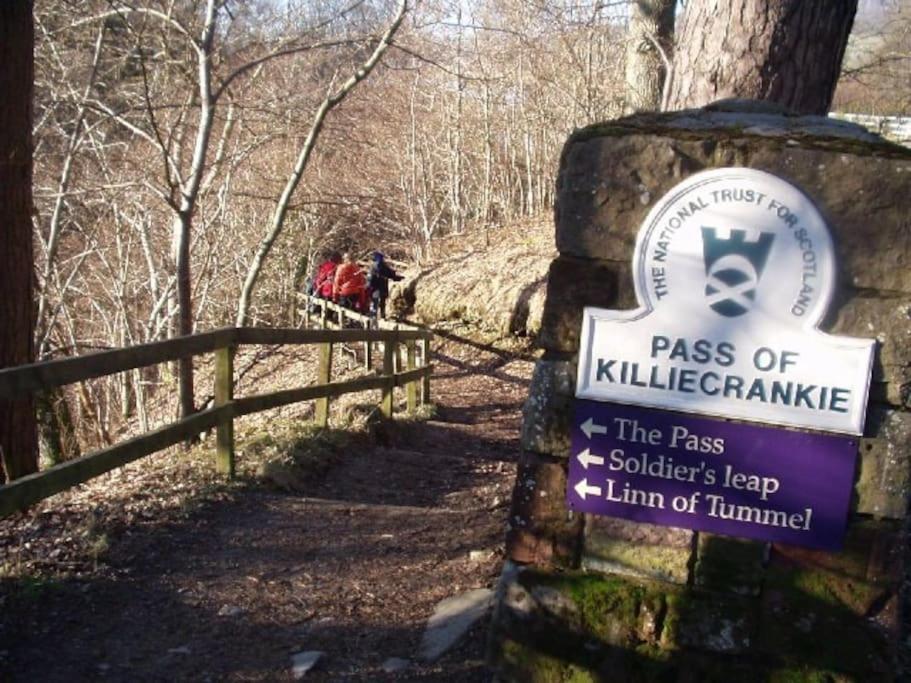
<box><xmin>567</xmin><ymin>400</ymin><xmax>857</xmax><ymax>551</ymax></box>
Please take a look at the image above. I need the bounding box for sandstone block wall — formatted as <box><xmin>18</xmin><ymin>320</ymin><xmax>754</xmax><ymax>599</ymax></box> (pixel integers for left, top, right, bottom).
<box><xmin>489</xmin><ymin>102</ymin><xmax>911</xmax><ymax>682</ymax></box>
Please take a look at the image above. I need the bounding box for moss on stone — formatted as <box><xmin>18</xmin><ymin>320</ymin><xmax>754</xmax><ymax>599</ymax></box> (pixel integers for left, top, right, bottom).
<box><xmin>495</xmin><ymin>564</ymin><xmax>893</xmax><ymax>681</ymax></box>
<box><xmin>540</xmin><ymin>573</ymin><xmax>644</xmax><ymax>645</ymax></box>
<box><xmin>583</xmin><ymin>538</ymin><xmax>691</xmax><ymax>584</ymax></box>
<box><xmin>758</xmin><ymin>584</ymin><xmax>891</xmax><ymax>677</ymax></box>
<box><xmin>677</xmin><ymin>653</ymin><xmax>770</xmax><ymax>683</ymax></box>
<box><xmin>793</xmin><ymin>568</ymin><xmax>882</xmax><ymax>613</ymax></box>
<box><xmin>660</xmin><ymin>591</ymin><xmax>682</xmax><ymax>649</ymax></box>
<box><xmin>496</xmin><ymin>629</ymin><xmax>682</xmax><ymax>683</ymax></box>
<box><xmin>766</xmin><ymin>551</ymin><xmax>887</xmax><ymax>615</ymax></box>
<box><xmin>694</xmin><ymin>535</ymin><xmax>765</xmax><ymax>596</ymax></box>
<box><xmin>767</xmin><ymin>667</ymin><xmax>854</xmax><ymax>683</ymax></box>
<box><xmin>664</xmin><ymin>591</ymin><xmax>756</xmax><ymax>654</ymax></box>
<box><xmin>625</xmin><ymin>644</ymin><xmax>679</xmax><ymax>682</ymax></box>
<box><xmin>759</xmin><ymin>550</ymin><xmax>895</xmax><ymax>677</ymax></box>
<box><xmin>499</xmin><ymin>638</ymin><xmax>597</xmax><ymax>683</ymax></box>
<box><xmin>510</xmin><ymin>570</ymin><xmax>675</xmax><ymax>654</ymax></box>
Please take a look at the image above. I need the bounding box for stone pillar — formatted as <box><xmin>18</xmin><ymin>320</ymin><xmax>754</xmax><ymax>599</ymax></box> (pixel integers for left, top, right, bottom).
<box><xmin>489</xmin><ymin>100</ymin><xmax>911</xmax><ymax>681</ymax></box>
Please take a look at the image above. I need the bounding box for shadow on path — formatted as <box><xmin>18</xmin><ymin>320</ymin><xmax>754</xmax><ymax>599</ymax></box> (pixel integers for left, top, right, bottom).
<box><xmin>1</xmin><ymin>328</ymin><xmax>535</xmax><ymax>682</ymax></box>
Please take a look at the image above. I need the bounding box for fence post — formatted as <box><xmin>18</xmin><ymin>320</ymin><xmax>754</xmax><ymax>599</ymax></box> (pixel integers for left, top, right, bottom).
<box><xmin>215</xmin><ymin>344</ymin><xmax>235</xmax><ymax>477</ymax></box>
<box><xmin>406</xmin><ymin>339</ymin><xmax>417</xmax><ymax>413</ymax></box>
<box><xmin>419</xmin><ymin>334</ymin><xmax>431</xmax><ymax>405</ymax></box>
<box><xmin>364</xmin><ymin>317</ymin><xmax>373</xmax><ymax>372</ymax></box>
<box><xmin>315</xmin><ymin>341</ymin><xmax>333</xmax><ymax>427</ymax></box>
<box><xmin>381</xmin><ymin>332</ymin><xmax>395</xmax><ymax>418</ymax></box>
<box><xmin>303</xmin><ymin>294</ymin><xmax>310</xmax><ymax>329</ymax></box>
<box><xmin>319</xmin><ymin>300</ymin><xmax>327</xmax><ymax>328</ymax></box>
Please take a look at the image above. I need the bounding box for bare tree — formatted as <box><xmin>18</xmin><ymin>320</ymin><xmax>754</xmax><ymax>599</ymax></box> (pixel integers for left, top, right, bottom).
<box><xmin>835</xmin><ymin>1</ymin><xmax>911</xmax><ymax>115</ymax></box>
<box><xmin>235</xmin><ymin>0</ymin><xmax>409</xmax><ymax>327</ymax></box>
<box><xmin>63</xmin><ymin>0</ymin><xmax>384</xmax><ymax>418</ymax></box>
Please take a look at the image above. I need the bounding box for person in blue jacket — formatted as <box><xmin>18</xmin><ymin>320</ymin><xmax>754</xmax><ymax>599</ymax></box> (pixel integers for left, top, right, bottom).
<box><xmin>368</xmin><ymin>251</ymin><xmax>403</xmax><ymax>319</ymax></box>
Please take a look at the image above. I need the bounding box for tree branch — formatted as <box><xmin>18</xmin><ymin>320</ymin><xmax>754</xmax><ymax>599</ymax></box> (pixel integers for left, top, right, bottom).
<box><xmin>235</xmin><ymin>0</ymin><xmax>410</xmax><ymax>326</ymax></box>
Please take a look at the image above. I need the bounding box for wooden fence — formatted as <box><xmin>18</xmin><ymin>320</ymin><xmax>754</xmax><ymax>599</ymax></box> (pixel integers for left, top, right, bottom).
<box><xmin>302</xmin><ymin>294</ymin><xmax>387</xmax><ymax>372</ymax></box>
<box><xmin>0</xmin><ymin>321</ymin><xmax>432</xmax><ymax>518</ymax></box>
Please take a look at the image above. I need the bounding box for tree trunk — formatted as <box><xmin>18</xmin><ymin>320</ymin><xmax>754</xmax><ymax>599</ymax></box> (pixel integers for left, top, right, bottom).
<box><xmin>624</xmin><ymin>0</ymin><xmax>675</xmax><ymax>113</ymax></box>
<box><xmin>0</xmin><ymin>0</ymin><xmax>38</xmax><ymax>482</ymax></box>
<box><xmin>171</xmin><ymin>0</ymin><xmax>219</xmax><ymax>421</ymax></box>
<box><xmin>668</xmin><ymin>0</ymin><xmax>857</xmax><ymax>115</ymax></box>
<box><xmin>37</xmin><ymin>388</ymin><xmax>80</xmax><ymax>467</ymax></box>
<box><xmin>449</xmin><ymin>5</ymin><xmax>464</xmax><ymax>235</ymax></box>
<box><xmin>174</xmin><ymin>210</ymin><xmax>195</xmax><ymax>419</ymax></box>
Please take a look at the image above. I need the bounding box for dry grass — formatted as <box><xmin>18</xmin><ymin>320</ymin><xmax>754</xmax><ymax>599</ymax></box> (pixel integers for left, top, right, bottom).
<box><xmin>390</xmin><ymin>217</ymin><xmax>556</xmax><ymax>337</ymax></box>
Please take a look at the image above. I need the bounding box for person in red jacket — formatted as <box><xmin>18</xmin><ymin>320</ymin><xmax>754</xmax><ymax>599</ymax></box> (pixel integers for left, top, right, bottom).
<box><xmin>332</xmin><ymin>252</ymin><xmax>367</xmax><ymax>312</ymax></box>
<box><xmin>311</xmin><ymin>251</ymin><xmax>340</xmax><ymax>299</ymax></box>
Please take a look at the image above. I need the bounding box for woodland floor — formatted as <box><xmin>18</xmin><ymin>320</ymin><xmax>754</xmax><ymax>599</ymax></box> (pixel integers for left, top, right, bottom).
<box><xmin>0</xmin><ymin>323</ymin><xmax>536</xmax><ymax>682</ymax></box>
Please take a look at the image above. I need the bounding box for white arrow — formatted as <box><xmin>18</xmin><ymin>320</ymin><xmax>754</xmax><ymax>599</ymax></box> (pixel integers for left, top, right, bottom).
<box><xmin>576</xmin><ymin>448</ymin><xmax>605</xmax><ymax>470</ymax></box>
<box><xmin>574</xmin><ymin>478</ymin><xmax>602</xmax><ymax>501</ymax></box>
<box><xmin>580</xmin><ymin>417</ymin><xmax>608</xmax><ymax>439</ymax></box>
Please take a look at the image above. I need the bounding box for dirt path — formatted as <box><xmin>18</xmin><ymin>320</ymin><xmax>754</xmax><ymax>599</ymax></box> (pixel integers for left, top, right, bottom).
<box><xmin>0</xmin><ymin>328</ymin><xmax>534</xmax><ymax>682</ymax></box>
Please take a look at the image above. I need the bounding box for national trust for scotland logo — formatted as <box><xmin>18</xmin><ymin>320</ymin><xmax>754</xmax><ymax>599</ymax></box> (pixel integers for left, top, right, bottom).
<box><xmin>701</xmin><ymin>227</ymin><xmax>775</xmax><ymax>318</ymax></box>
<box><xmin>634</xmin><ymin>168</ymin><xmax>834</xmax><ymax>328</ymax></box>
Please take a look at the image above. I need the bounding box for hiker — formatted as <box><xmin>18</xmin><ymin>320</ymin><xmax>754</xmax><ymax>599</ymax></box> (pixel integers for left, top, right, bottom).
<box><xmin>332</xmin><ymin>252</ymin><xmax>368</xmax><ymax>312</ymax></box>
<box><xmin>311</xmin><ymin>251</ymin><xmax>341</xmax><ymax>300</ymax></box>
<box><xmin>368</xmin><ymin>251</ymin><xmax>403</xmax><ymax>319</ymax></box>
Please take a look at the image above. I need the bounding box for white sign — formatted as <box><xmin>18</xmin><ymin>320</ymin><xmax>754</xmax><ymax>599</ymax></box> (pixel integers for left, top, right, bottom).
<box><xmin>576</xmin><ymin>168</ymin><xmax>874</xmax><ymax>434</ymax></box>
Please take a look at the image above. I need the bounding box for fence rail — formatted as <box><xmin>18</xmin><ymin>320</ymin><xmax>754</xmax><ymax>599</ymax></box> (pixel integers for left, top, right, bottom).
<box><xmin>0</xmin><ymin>319</ymin><xmax>433</xmax><ymax>518</ymax></box>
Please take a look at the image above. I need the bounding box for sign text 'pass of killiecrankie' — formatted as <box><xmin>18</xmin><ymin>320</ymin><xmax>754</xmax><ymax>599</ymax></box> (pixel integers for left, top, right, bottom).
<box><xmin>576</xmin><ymin>168</ymin><xmax>874</xmax><ymax>435</ymax></box>
<box><xmin>570</xmin><ymin>168</ymin><xmax>874</xmax><ymax>550</ymax></box>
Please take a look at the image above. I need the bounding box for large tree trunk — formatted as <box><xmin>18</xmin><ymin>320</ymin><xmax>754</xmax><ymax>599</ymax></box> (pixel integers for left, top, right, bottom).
<box><xmin>624</xmin><ymin>0</ymin><xmax>676</xmax><ymax>113</ymax></box>
<box><xmin>668</xmin><ymin>0</ymin><xmax>858</xmax><ymax>115</ymax></box>
<box><xmin>0</xmin><ymin>0</ymin><xmax>38</xmax><ymax>482</ymax></box>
